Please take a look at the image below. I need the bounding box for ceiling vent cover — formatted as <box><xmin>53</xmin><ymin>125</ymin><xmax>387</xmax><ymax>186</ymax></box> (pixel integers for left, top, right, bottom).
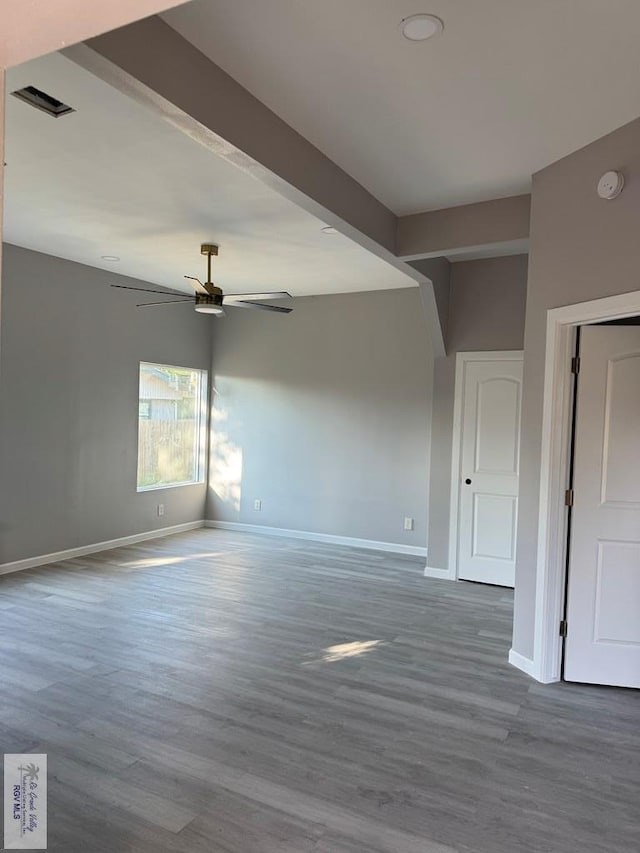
<box><xmin>11</xmin><ymin>86</ymin><xmax>75</xmax><ymax>118</ymax></box>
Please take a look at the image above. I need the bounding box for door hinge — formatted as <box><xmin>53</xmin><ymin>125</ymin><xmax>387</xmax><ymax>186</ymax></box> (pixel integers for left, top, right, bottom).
<box><xmin>559</xmin><ymin>619</ymin><xmax>568</xmax><ymax>638</ymax></box>
<box><xmin>571</xmin><ymin>356</ymin><xmax>581</xmax><ymax>374</ymax></box>
<box><xmin>564</xmin><ymin>488</ymin><xmax>574</xmax><ymax>507</ymax></box>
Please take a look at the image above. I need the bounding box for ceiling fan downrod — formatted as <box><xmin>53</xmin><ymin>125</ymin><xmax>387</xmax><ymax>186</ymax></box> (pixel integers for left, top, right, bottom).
<box><xmin>201</xmin><ymin>243</ymin><xmax>218</xmax><ymax>289</ymax></box>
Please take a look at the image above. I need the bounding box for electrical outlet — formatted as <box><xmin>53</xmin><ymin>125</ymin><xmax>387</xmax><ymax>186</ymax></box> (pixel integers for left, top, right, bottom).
<box><xmin>254</xmin><ymin>499</ymin><xmax>262</xmax><ymax>511</ymax></box>
<box><xmin>403</xmin><ymin>517</ymin><xmax>414</xmax><ymax>531</ymax></box>
<box><xmin>157</xmin><ymin>503</ymin><xmax>165</xmax><ymax>517</ymax></box>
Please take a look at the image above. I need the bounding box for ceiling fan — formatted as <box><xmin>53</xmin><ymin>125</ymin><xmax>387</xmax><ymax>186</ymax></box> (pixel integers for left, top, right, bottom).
<box><xmin>111</xmin><ymin>244</ymin><xmax>293</xmax><ymax>316</ymax></box>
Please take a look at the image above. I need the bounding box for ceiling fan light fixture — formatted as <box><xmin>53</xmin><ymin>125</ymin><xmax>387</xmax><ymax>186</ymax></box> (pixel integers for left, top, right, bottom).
<box><xmin>195</xmin><ymin>303</ymin><xmax>225</xmax><ymax>316</ymax></box>
<box><xmin>195</xmin><ymin>291</ymin><xmax>225</xmax><ymax>315</ymax></box>
<box><xmin>400</xmin><ymin>13</ymin><xmax>444</xmax><ymax>41</ymax></box>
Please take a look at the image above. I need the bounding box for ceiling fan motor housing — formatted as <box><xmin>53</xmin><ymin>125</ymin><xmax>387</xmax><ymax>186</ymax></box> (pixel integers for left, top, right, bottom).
<box><xmin>196</xmin><ymin>291</ymin><xmax>223</xmax><ymax>308</ymax></box>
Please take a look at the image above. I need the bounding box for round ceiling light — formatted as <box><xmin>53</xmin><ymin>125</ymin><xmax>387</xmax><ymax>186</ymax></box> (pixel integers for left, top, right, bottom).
<box><xmin>400</xmin><ymin>14</ymin><xmax>444</xmax><ymax>41</ymax></box>
<box><xmin>101</xmin><ymin>255</ymin><xmax>120</xmax><ymax>262</ymax></box>
<box><xmin>321</xmin><ymin>226</ymin><xmax>338</xmax><ymax>235</ymax></box>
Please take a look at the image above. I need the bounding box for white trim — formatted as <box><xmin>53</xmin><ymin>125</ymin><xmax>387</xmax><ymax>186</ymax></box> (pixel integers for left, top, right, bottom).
<box><xmin>206</xmin><ymin>520</ymin><xmax>428</xmax><ymax>558</ymax></box>
<box><xmin>423</xmin><ymin>565</ymin><xmax>452</xmax><ymax>580</ymax></box>
<box><xmin>448</xmin><ymin>351</ymin><xmax>524</xmax><ymax>583</ymax></box>
<box><xmin>508</xmin><ymin>648</ymin><xmax>539</xmax><ymax>679</ymax></box>
<box><xmin>136</xmin><ymin>479</ymin><xmax>205</xmax><ymax>493</ymax></box>
<box><xmin>533</xmin><ymin>289</ymin><xmax>640</xmax><ymax>684</ymax></box>
<box><xmin>0</xmin><ymin>520</ymin><xmax>205</xmax><ymax>576</ymax></box>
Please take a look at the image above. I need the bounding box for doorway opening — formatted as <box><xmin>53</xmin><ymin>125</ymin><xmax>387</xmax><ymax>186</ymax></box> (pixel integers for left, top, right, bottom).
<box><xmin>531</xmin><ymin>290</ymin><xmax>640</xmax><ymax>684</ymax></box>
<box><xmin>561</xmin><ymin>318</ymin><xmax>640</xmax><ymax>688</ymax></box>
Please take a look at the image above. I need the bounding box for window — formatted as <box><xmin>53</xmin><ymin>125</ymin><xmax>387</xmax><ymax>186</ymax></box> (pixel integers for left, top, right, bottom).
<box><xmin>137</xmin><ymin>362</ymin><xmax>208</xmax><ymax>490</ymax></box>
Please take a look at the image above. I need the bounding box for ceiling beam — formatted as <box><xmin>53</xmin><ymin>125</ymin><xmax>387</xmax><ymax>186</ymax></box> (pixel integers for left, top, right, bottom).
<box><xmin>65</xmin><ymin>16</ymin><xmax>396</xmax><ymax>256</ymax></box>
<box><xmin>397</xmin><ymin>194</ymin><xmax>531</xmax><ymax>261</ymax></box>
<box><xmin>64</xmin><ymin>15</ymin><xmax>450</xmax><ymax>354</ymax></box>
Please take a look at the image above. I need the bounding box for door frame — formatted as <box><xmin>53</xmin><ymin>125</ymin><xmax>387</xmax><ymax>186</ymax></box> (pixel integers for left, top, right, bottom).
<box><xmin>531</xmin><ymin>289</ymin><xmax>640</xmax><ymax>683</ymax></box>
<box><xmin>447</xmin><ymin>350</ymin><xmax>524</xmax><ymax>583</ymax></box>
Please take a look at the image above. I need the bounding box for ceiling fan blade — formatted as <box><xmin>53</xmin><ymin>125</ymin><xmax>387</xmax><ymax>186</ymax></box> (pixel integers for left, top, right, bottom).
<box><xmin>229</xmin><ymin>301</ymin><xmax>293</xmax><ymax>314</ymax></box>
<box><xmin>184</xmin><ymin>275</ymin><xmax>210</xmax><ymax>295</ymax></box>
<box><xmin>111</xmin><ymin>284</ymin><xmax>186</xmax><ymax>297</ymax></box>
<box><xmin>224</xmin><ymin>291</ymin><xmax>292</xmax><ymax>302</ymax></box>
<box><xmin>136</xmin><ymin>299</ymin><xmax>194</xmax><ymax>307</ymax></box>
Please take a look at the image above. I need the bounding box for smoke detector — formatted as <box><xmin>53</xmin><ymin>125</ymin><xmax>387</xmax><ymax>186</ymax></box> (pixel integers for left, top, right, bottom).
<box><xmin>597</xmin><ymin>171</ymin><xmax>624</xmax><ymax>200</ymax></box>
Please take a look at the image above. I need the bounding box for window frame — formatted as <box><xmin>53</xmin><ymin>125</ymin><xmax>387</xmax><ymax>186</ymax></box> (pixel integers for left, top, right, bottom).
<box><xmin>136</xmin><ymin>361</ymin><xmax>209</xmax><ymax>493</ymax></box>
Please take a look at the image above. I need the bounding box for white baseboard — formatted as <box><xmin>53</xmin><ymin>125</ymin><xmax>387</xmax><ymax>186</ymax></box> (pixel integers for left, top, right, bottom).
<box><xmin>206</xmin><ymin>520</ymin><xmax>428</xmax><ymax>558</ymax></box>
<box><xmin>0</xmin><ymin>520</ymin><xmax>205</xmax><ymax>577</ymax></box>
<box><xmin>508</xmin><ymin>648</ymin><xmax>540</xmax><ymax>680</ymax></box>
<box><xmin>423</xmin><ymin>565</ymin><xmax>454</xmax><ymax>580</ymax></box>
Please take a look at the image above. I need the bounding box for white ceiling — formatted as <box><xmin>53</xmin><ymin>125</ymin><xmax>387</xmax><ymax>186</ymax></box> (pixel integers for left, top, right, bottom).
<box><xmin>164</xmin><ymin>0</ymin><xmax>640</xmax><ymax>214</ymax></box>
<box><xmin>3</xmin><ymin>52</ymin><xmax>415</xmax><ymax>296</ymax></box>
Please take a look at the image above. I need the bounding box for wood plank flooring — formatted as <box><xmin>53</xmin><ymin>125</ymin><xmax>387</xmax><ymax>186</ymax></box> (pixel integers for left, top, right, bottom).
<box><xmin>0</xmin><ymin>529</ymin><xmax>638</xmax><ymax>852</ymax></box>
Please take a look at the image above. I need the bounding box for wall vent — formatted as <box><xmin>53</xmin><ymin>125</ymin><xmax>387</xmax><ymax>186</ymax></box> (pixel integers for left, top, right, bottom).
<box><xmin>11</xmin><ymin>86</ymin><xmax>75</xmax><ymax>118</ymax></box>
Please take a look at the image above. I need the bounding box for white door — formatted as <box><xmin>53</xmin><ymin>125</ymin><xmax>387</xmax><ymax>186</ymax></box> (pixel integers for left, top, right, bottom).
<box><xmin>455</xmin><ymin>354</ymin><xmax>523</xmax><ymax>587</ymax></box>
<box><xmin>564</xmin><ymin>326</ymin><xmax>640</xmax><ymax>687</ymax></box>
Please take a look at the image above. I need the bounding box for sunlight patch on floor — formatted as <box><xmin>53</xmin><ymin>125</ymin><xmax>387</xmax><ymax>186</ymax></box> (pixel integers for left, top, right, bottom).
<box><xmin>302</xmin><ymin>639</ymin><xmax>385</xmax><ymax>666</ymax></box>
<box><xmin>119</xmin><ymin>552</ymin><xmax>226</xmax><ymax>568</ymax></box>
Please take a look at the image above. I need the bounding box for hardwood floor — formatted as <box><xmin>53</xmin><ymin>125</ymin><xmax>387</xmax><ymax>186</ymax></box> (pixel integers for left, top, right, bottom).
<box><xmin>0</xmin><ymin>529</ymin><xmax>638</xmax><ymax>852</ymax></box>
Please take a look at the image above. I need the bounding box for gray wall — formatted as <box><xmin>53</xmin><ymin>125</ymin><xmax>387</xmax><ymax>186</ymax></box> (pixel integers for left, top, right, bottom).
<box><xmin>208</xmin><ymin>287</ymin><xmax>433</xmax><ymax>548</ymax></box>
<box><xmin>427</xmin><ymin>255</ymin><xmax>528</xmax><ymax>569</ymax></box>
<box><xmin>0</xmin><ymin>244</ymin><xmax>211</xmax><ymax>564</ymax></box>
<box><xmin>513</xmin><ymin>116</ymin><xmax>640</xmax><ymax>659</ymax></box>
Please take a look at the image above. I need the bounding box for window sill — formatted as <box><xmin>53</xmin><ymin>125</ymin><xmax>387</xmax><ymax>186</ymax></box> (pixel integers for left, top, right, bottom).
<box><xmin>137</xmin><ymin>480</ymin><xmax>205</xmax><ymax>493</ymax></box>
